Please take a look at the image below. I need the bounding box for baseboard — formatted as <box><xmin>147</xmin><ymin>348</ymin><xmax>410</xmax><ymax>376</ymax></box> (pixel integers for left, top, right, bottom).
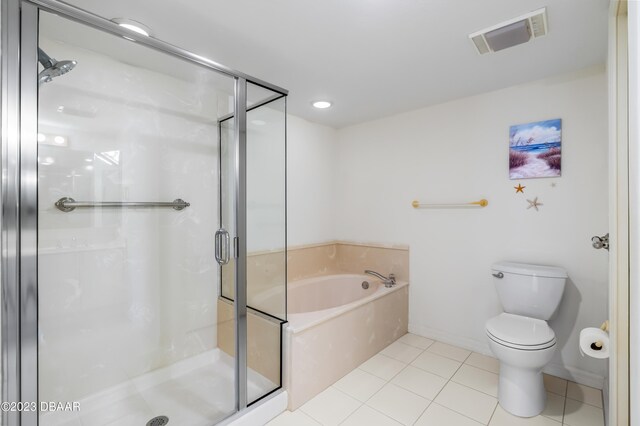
<box><xmin>602</xmin><ymin>379</ymin><xmax>609</xmax><ymax>426</ymax></box>
<box><xmin>408</xmin><ymin>323</ymin><xmax>492</xmax><ymax>356</ymax></box>
<box><xmin>409</xmin><ymin>323</ymin><xmax>606</xmax><ymax>390</ymax></box>
<box><xmin>543</xmin><ymin>363</ymin><xmax>605</xmax><ymax>390</ymax></box>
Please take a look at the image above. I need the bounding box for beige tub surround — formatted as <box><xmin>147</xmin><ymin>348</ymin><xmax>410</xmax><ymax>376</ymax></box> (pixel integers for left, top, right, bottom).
<box><xmin>287</xmin><ymin>241</ymin><xmax>409</xmax><ymax>282</ymax></box>
<box><xmin>215</xmin><ymin>240</ymin><xmax>410</xmax><ymax>409</ymax></box>
<box><xmin>287</xmin><ymin>242</ymin><xmax>341</xmax><ymax>280</ymax></box>
<box><xmin>284</xmin><ymin>275</ymin><xmax>409</xmax><ymax>410</ymax></box>
<box><xmin>226</xmin><ymin>241</ymin><xmax>408</xmax><ymax>289</ymax></box>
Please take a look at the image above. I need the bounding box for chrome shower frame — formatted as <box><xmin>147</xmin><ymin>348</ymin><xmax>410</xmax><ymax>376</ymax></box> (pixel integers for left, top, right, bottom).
<box><xmin>0</xmin><ymin>0</ymin><xmax>288</xmax><ymax>424</ymax></box>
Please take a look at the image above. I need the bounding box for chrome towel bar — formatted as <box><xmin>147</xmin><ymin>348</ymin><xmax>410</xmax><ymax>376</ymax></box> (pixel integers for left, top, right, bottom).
<box><xmin>54</xmin><ymin>197</ymin><xmax>190</xmax><ymax>212</ymax></box>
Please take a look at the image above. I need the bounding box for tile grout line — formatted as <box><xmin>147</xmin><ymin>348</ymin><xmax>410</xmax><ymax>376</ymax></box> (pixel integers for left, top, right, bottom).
<box><xmin>409</xmin><ymin>398</ymin><xmax>435</xmax><ymax>426</ymax></box>
<box><xmin>412</xmin><ymin>349</ymin><xmax>496</xmax><ymax>425</ymax></box>
<box><xmin>325</xmin><ymin>385</ymin><xmax>365</xmax><ymax>425</ymax></box>
<box><xmin>487</xmin><ymin>399</ymin><xmax>500</xmax><ymax>425</ymax></box>
<box><xmin>561</xmin><ymin>386</ymin><xmax>568</xmax><ymax>426</ymax></box>
<box><xmin>287</xmin><ymin>336</ymin><xmax>602</xmax><ymax>426</ymax></box>
<box><xmin>361</xmin><ymin>341</ymin><xmax>483</xmax><ymax>426</ymax></box>
<box><xmin>564</xmin><ymin>394</ymin><xmax>606</xmax><ymax>409</ymax></box>
<box><xmin>408</xmin><ymin>341</ymin><xmax>496</xmax><ymax>425</ymax></box>
<box><xmin>364</xmin><ymin>399</ymin><xmax>428</xmax><ymax>426</ymax></box>
<box><xmin>363</xmin><ymin>339</ymin><xmax>445</xmax><ymax>425</ymax></box>
<box><xmin>463</xmin><ymin>357</ymin><xmax>500</xmax><ymax>375</ymax></box>
<box><xmin>415</xmin><ymin>340</ymin><xmax>603</xmax><ymax>424</ymax></box>
<box><xmin>392</xmin><ymin>341</ymin><xmax>474</xmax><ymax>425</ymax></box>
<box><xmin>337</xmin><ymin>399</ymin><xmax>402</xmax><ymax>426</ymax></box>
<box><xmin>355</xmin><ymin>344</ymin><xmax>427</xmax><ymax>425</ymax></box>
<box><xmin>428</xmin><ymin>402</ymin><xmax>488</xmax><ymax>426</ymax></box>
<box><xmin>449</xmin><ymin>363</ymin><xmax>500</xmax><ymax>399</ymax></box>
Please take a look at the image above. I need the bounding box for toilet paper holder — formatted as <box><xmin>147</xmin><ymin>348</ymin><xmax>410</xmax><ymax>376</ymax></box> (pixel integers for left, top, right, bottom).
<box><xmin>579</xmin><ymin>322</ymin><xmax>610</xmax><ymax>359</ymax></box>
<box><xmin>591</xmin><ymin>321</ymin><xmax>609</xmax><ymax>350</ymax></box>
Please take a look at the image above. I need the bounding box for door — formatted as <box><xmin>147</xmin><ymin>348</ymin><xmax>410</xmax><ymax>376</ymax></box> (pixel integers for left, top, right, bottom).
<box><xmin>34</xmin><ymin>8</ymin><xmax>240</xmax><ymax>426</ymax></box>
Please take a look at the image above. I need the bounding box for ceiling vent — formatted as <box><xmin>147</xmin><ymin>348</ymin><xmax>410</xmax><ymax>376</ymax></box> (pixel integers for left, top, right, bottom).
<box><xmin>469</xmin><ymin>8</ymin><xmax>548</xmax><ymax>55</ymax></box>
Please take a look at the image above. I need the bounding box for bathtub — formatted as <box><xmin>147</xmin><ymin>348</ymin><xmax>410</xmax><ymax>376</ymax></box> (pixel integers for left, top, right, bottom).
<box><xmin>284</xmin><ymin>274</ymin><xmax>408</xmax><ymax>410</ymax></box>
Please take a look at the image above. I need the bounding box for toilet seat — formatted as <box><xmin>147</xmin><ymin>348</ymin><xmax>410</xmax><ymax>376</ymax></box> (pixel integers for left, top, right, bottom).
<box><xmin>486</xmin><ymin>313</ymin><xmax>556</xmax><ymax>351</ymax></box>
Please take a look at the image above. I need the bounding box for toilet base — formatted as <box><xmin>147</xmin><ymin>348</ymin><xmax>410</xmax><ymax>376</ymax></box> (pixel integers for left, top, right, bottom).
<box><xmin>498</xmin><ymin>363</ymin><xmax>547</xmax><ymax>417</ymax></box>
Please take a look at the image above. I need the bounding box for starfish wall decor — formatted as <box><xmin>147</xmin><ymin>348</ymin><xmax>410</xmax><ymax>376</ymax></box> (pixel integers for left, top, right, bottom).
<box><xmin>527</xmin><ymin>197</ymin><xmax>543</xmax><ymax>211</ymax></box>
<box><xmin>514</xmin><ymin>184</ymin><xmax>525</xmax><ymax>193</ymax></box>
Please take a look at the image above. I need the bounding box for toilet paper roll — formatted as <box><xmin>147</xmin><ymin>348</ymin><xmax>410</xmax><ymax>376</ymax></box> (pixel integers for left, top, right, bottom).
<box><xmin>579</xmin><ymin>327</ymin><xmax>609</xmax><ymax>359</ymax></box>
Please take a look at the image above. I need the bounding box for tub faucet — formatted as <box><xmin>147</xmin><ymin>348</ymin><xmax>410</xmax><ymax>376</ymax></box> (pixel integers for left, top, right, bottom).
<box><xmin>364</xmin><ymin>270</ymin><xmax>396</xmax><ymax>288</ymax></box>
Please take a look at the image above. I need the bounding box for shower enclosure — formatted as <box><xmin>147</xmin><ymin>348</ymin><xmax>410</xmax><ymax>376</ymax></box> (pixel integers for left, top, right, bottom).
<box><xmin>1</xmin><ymin>1</ymin><xmax>287</xmax><ymax>425</ymax></box>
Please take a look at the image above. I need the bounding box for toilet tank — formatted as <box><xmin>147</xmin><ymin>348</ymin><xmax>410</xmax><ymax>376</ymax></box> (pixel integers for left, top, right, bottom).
<box><xmin>492</xmin><ymin>261</ymin><xmax>567</xmax><ymax>320</ymax></box>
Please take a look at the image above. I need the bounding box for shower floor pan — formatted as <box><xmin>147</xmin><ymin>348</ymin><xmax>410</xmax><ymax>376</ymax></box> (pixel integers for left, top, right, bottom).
<box><xmin>40</xmin><ymin>349</ymin><xmax>275</xmax><ymax>426</ymax></box>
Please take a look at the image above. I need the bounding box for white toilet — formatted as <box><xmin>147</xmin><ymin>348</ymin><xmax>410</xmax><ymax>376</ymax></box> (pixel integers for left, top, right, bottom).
<box><xmin>486</xmin><ymin>261</ymin><xmax>567</xmax><ymax>417</ymax></box>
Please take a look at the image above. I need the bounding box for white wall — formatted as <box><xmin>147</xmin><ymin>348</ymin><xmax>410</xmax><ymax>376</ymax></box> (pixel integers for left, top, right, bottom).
<box><xmin>333</xmin><ymin>66</ymin><xmax>609</xmax><ymax>386</ymax></box>
<box><xmin>287</xmin><ymin>115</ymin><xmax>338</xmax><ymax>247</ymax></box>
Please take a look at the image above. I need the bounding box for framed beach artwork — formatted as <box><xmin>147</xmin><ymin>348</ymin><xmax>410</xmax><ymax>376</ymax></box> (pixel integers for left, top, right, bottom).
<box><xmin>509</xmin><ymin>118</ymin><xmax>561</xmax><ymax>179</ymax></box>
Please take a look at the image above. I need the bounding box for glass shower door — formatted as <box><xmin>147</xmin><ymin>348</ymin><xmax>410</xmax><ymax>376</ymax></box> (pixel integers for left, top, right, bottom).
<box><xmin>219</xmin><ymin>83</ymin><xmax>287</xmax><ymax>406</ymax></box>
<box><xmin>37</xmin><ymin>10</ymin><xmax>238</xmax><ymax>426</ymax></box>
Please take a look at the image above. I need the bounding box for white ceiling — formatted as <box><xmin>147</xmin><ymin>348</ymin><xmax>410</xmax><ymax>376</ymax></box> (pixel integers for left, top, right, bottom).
<box><xmin>63</xmin><ymin>0</ymin><xmax>609</xmax><ymax>128</ymax></box>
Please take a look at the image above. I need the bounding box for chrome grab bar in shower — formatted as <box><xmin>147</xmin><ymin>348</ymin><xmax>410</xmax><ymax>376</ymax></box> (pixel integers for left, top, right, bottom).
<box><xmin>54</xmin><ymin>197</ymin><xmax>190</xmax><ymax>212</ymax></box>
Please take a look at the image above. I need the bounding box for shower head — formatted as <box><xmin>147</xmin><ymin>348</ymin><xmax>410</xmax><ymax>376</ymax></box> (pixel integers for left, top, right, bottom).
<box><xmin>38</xmin><ymin>48</ymin><xmax>76</xmax><ymax>86</ymax></box>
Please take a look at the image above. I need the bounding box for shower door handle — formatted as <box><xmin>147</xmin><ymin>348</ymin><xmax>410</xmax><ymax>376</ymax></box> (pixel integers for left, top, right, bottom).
<box><xmin>215</xmin><ymin>228</ymin><xmax>230</xmax><ymax>265</ymax></box>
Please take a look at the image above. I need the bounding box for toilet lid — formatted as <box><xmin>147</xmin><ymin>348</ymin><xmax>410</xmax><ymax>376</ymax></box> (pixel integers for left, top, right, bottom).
<box><xmin>486</xmin><ymin>313</ymin><xmax>555</xmax><ymax>350</ymax></box>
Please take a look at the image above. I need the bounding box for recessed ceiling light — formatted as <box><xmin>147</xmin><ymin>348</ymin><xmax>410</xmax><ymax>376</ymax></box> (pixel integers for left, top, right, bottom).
<box><xmin>37</xmin><ymin>133</ymin><xmax>46</xmax><ymax>142</ymax></box>
<box><xmin>111</xmin><ymin>18</ymin><xmax>152</xmax><ymax>38</ymax></box>
<box><xmin>53</xmin><ymin>136</ymin><xmax>66</xmax><ymax>145</ymax></box>
<box><xmin>312</xmin><ymin>101</ymin><xmax>332</xmax><ymax>109</ymax></box>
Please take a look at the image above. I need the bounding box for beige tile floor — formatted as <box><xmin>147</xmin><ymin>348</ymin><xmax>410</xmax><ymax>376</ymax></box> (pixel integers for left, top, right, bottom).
<box><xmin>268</xmin><ymin>333</ymin><xmax>605</xmax><ymax>426</ymax></box>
